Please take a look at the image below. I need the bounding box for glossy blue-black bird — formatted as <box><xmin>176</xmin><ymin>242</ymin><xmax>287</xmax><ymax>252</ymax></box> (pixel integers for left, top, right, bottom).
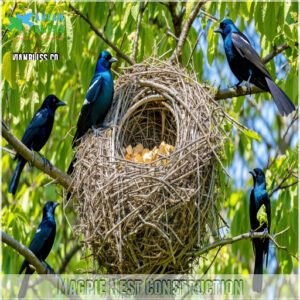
<box><xmin>214</xmin><ymin>18</ymin><xmax>295</xmax><ymax>116</ymax></box>
<box><xmin>9</xmin><ymin>95</ymin><xmax>65</xmax><ymax>195</ymax></box>
<box><xmin>249</xmin><ymin>168</ymin><xmax>271</xmax><ymax>292</ymax></box>
<box><xmin>18</xmin><ymin>201</ymin><xmax>59</xmax><ymax>298</ymax></box>
<box><xmin>71</xmin><ymin>50</ymin><xmax>117</xmax><ymax>148</ymax></box>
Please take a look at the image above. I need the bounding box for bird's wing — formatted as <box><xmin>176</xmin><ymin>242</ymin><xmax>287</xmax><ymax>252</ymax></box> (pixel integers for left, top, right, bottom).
<box><xmin>231</xmin><ymin>32</ymin><xmax>271</xmax><ymax>79</ymax></box>
<box><xmin>27</xmin><ymin>219</ymin><xmax>55</xmax><ymax>257</ymax></box>
<box><xmin>72</xmin><ymin>75</ymin><xmax>103</xmax><ymax>145</ymax></box>
<box><xmin>21</xmin><ymin>108</ymin><xmax>49</xmax><ymax>147</ymax></box>
<box><xmin>85</xmin><ymin>75</ymin><xmax>104</xmax><ymax>103</ymax></box>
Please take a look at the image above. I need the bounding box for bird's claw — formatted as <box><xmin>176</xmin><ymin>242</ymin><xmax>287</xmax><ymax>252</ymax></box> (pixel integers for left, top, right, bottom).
<box><xmin>250</xmin><ymin>229</ymin><xmax>255</xmax><ymax>238</ymax></box>
<box><xmin>92</xmin><ymin>126</ymin><xmax>104</xmax><ymax>137</ymax></box>
<box><xmin>235</xmin><ymin>81</ymin><xmax>243</xmax><ymax>88</ymax></box>
<box><xmin>39</xmin><ymin>153</ymin><xmax>52</xmax><ymax>170</ymax></box>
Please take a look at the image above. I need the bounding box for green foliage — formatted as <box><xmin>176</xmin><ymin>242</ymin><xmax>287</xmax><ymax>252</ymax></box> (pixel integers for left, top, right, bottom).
<box><xmin>1</xmin><ymin>0</ymin><xmax>298</xmax><ymax>278</ymax></box>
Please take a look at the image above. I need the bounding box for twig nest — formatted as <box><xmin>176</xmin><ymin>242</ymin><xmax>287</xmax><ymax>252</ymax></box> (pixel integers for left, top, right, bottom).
<box><xmin>72</xmin><ymin>60</ymin><xmax>224</xmax><ymax>273</ymax></box>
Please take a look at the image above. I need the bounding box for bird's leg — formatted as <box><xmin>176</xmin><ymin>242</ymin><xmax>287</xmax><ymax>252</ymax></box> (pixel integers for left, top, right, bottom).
<box><xmin>250</xmin><ymin>229</ymin><xmax>255</xmax><ymax>238</ymax></box>
<box><xmin>99</xmin><ymin>122</ymin><xmax>111</xmax><ymax>129</ymax></box>
<box><xmin>92</xmin><ymin>123</ymin><xmax>112</xmax><ymax>137</ymax></box>
<box><xmin>92</xmin><ymin>125</ymin><xmax>103</xmax><ymax>137</ymax></box>
<box><xmin>235</xmin><ymin>80</ymin><xmax>243</xmax><ymax>88</ymax></box>
<box><xmin>263</xmin><ymin>228</ymin><xmax>269</xmax><ymax>240</ymax></box>
<box><xmin>246</xmin><ymin>71</ymin><xmax>253</xmax><ymax>93</ymax></box>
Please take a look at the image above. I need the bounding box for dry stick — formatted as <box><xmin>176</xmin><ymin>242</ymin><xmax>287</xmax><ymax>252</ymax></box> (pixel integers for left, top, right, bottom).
<box><xmin>169</xmin><ymin>1</ymin><xmax>207</xmax><ymax>63</ymax></box>
<box><xmin>190</xmin><ymin>230</ymin><xmax>297</xmax><ymax>260</ymax></box>
<box><xmin>69</xmin><ymin>4</ymin><xmax>134</xmax><ymax>65</ymax></box>
<box><xmin>1</xmin><ymin>231</ymin><xmax>80</xmax><ymax>299</ymax></box>
<box><xmin>215</xmin><ymin>43</ymin><xmax>292</xmax><ymax>100</ymax></box>
<box><xmin>1</xmin><ymin>122</ymin><xmax>72</xmax><ymax>190</ymax></box>
<box><xmin>132</xmin><ymin>2</ymin><xmax>146</xmax><ymax>62</ymax></box>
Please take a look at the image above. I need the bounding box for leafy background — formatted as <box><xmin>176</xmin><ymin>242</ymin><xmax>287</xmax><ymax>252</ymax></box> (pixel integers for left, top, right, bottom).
<box><xmin>1</xmin><ymin>0</ymin><xmax>298</xmax><ymax>288</ymax></box>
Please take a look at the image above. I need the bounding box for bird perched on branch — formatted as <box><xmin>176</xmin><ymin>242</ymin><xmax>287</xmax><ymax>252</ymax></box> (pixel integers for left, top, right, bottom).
<box><xmin>18</xmin><ymin>201</ymin><xmax>59</xmax><ymax>298</ymax></box>
<box><xmin>67</xmin><ymin>50</ymin><xmax>117</xmax><ymax>175</ymax></box>
<box><xmin>214</xmin><ymin>18</ymin><xmax>295</xmax><ymax>116</ymax></box>
<box><xmin>249</xmin><ymin>168</ymin><xmax>271</xmax><ymax>292</ymax></box>
<box><xmin>9</xmin><ymin>95</ymin><xmax>65</xmax><ymax>195</ymax></box>
<box><xmin>71</xmin><ymin>50</ymin><xmax>117</xmax><ymax>148</ymax></box>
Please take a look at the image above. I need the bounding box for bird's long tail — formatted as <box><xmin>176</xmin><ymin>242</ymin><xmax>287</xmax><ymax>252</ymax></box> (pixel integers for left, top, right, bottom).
<box><xmin>18</xmin><ymin>266</ymin><xmax>34</xmax><ymax>299</ymax></box>
<box><xmin>265</xmin><ymin>77</ymin><xmax>295</xmax><ymax>116</ymax></box>
<box><xmin>9</xmin><ymin>158</ymin><xmax>26</xmax><ymax>195</ymax></box>
<box><xmin>253</xmin><ymin>245</ymin><xmax>264</xmax><ymax>293</ymax></box>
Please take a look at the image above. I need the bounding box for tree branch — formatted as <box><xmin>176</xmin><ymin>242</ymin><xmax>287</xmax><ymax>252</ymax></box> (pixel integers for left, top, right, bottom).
<box><xmin>214</xmin><ymin>43</ymin><xmax>291</xmax><ymax>101</ymax></box>
<box><xmin>1</xmin><ymin>122</ymin><xmax>72</xmax><ymax>191</ymax></box>
<box><xmin>169</xmin><ymin>1</ymin><xmax>207</xmax><ymax>63</ymax></box>
<box><xmin>1</xmin><ymin>231</ymin><xmax>80</xmax><ymax>299</ymax></box>
<box><xmin>262</xmin><ymin>44</ymin><xmax>290</xmax><ymax>64</ymax></box>
<box><xmin>269</xmin><ymin>179</ymin><xmax>298</xmax><ymax>197</ymax></box>
<box><xmin>214</xmin><ymin>85</ymin><xmax>264</xmax><ymax>100</ymax></box>
<box><xmin>132</xmin><ymin>2</ymin><xmax>146</xmax><ymax>63</ymax></box>
<box><xmin>191</xmin><ymin>230</ymin><xmax>296</xmax><ymax>259</ymax></box>
<box><xmin>69</xmin><ymin>4</ymin><xmax>134</xmax><ymax>65</ymax></box>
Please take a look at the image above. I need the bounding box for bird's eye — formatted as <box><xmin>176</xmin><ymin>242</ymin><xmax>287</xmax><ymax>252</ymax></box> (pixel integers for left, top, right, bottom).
<box><xmin>220</xmin><ymin>23</ymin><xmax>225</xmax><ymax>29</ymax></box>
<box><xmin>106</xmin><ymin>55</ymin><xmax>112</xmax><ymax>61</ymax></box>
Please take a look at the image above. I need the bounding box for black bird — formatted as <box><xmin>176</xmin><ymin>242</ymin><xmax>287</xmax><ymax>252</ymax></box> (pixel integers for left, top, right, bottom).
<box><xmin>18</xmin><ymin>201</ymin><xmax>59</xmax><ymax>298</ymax></box>
<box><xmin>71</xmin><ymin>50</ymin><xmax>117</xmax><ymax>148</ymax></box>
<box><xmin>249</xmin><ymin>168</ymin><xmax>271</xmax><ymax>292</ymax></box>
<box><xmin>9</xmin><ymin>95</ymin><xmax>65</xmax><ymax>195</ymax></box>
<box><xmin>214</xmin><ymin>18</ymin><xmax>295</xmax><ymax>116</ymax></box>
<box><xmin>67</xmin><ymin>50</ymin><xmax>117</xmax><ymax>176</ymax></box>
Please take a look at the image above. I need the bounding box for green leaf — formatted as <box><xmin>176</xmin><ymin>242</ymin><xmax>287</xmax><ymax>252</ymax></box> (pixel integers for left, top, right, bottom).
<box><xmin>256</xmin><ymin>204</ymin><xmax>268</xmax><ymax>228</ymax></box>
<box><xmin>3</xmin><ymin>52</ymin><xmax>16</xmax><ymax>89</ymax></box>
<box><xmin>65</xmin><ymin>15</ymin><xmax>73</xmax><ymax>58</ymax></box>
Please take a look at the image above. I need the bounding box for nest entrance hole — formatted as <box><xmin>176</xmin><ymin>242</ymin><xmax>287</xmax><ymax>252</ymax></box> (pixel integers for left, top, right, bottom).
<box><xmin>118</xmin><ymin>100</ymin><xmax>177</xmax><ymax>153</ymax></box>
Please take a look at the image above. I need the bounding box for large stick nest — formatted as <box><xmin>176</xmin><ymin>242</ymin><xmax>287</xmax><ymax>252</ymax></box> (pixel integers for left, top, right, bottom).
<box><xmin>71</xmin><ymin>59</ymin><xmax>225</xmax><ymax>274</ymax></box>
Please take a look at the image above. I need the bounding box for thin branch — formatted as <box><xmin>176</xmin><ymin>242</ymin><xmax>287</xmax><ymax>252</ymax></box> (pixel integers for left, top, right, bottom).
<box><xmin>1</xmin><ymin>122</ymin><xmax>72</xmax><ymax>190</ymax></box>
<box><xmin>268</xmin><ymin>111</ymin><xmax>298</xmax><ymax>168</ymax></box>
<box><xmin>191</xmin><ymin>230</ymin><xmax>295</xmax><ymax>259</ymax></box>
<box><xmin>203</xmin><ymin>246</ymin><xmax>221</xmax><ymax>275</ymax></box>
<box><xmin>262</xmin><ymin>44</ymin><xmax>290</xmax><ymax>64</ymax></box>
<box><xmin>58</xmin><ymin>244</ymin><xmax>82</xmax><ymax>274</ymax></box>
<box><xmin>199</xmin><ymin>9</ymin><xmax>219</xmax><ymax>22</ymax></box>
<box><xmin>132</xmin><ymin>2</ymin><xmax>146</xmax><ymax>63</ymax></box>
<box><xmin>1</xmin><ymin>231</ymin><xmax>80</xmax><ymax>299</ymax></box>
<box><xmin>69</xmin><ymin>4</ymin><xmax>134</xmax><ymax>65</ymax></box>
<box><xmin>169</xmin><ymin>1</ymin><xmax>207</xmax><ymax>63</ymax></box>
<box><xmin>214</xmin><ymin>85</ymin><xmax>264</xmax><ymax>101</ymax></box>
<box><xmin>2</xmin><ymin>1</ymin><xmax>17</xmax><ymax>40</ymax></box>
<box><xmin>269</xmin><ymin>180</ymin><xmax>298</xmax><ymax>197</ymax></box>
<box><xmin>187</xmin><ymin>31</ymin><xmax>203</xmax><ymax>66</ymax></box>
<box><xmin>215</xmin><ymin>43</ymin><xmax>292</xmax><ymax>100</ymax></box>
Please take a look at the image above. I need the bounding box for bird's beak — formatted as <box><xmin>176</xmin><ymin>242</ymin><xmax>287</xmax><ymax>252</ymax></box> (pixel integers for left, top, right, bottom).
<box><xmin>249</xmin><ymin>170</ymin><xmax>256</xmax><ymax>178</ymax></box>
<box><xmin>214</xmin><ymin>28</ymin><xmax>222</xmax><ymax>34</ymax></box>
<box><xmin>56</xmin><ymin>101</ymin><xmax>66</xmax><ymax>107</ymax></box>
<box><xmin>109</xmin><ymin>57</ymin><xmax>118</xmax><ymax>63</ymax></box>
<box><xmin>53</xmin><ymin>202</ymin><xmax>60</xmax><ymax>209</ymax></box>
